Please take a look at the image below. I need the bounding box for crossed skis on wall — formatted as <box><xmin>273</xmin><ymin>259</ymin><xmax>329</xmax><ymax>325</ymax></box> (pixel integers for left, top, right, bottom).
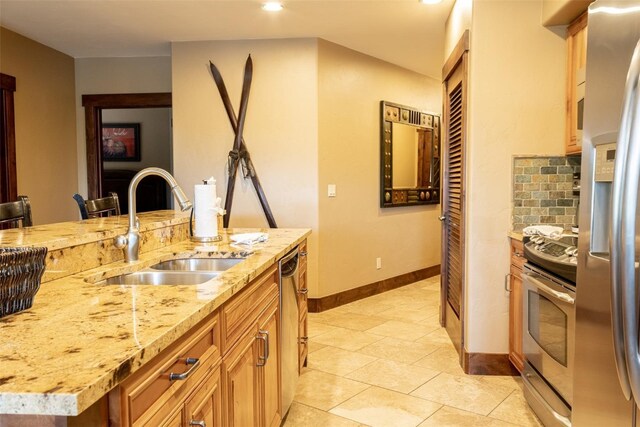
<box><xmin>209</xmin><ymin>55</ymin><xmax>277</xmax><ymax>229</ymax></box>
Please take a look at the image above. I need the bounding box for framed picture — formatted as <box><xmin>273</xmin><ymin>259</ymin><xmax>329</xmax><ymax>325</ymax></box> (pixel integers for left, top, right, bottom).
<box><xmin>101</xmin><ymin>123</ymin><xmax>141</xmax><ymax>161</ymax></box>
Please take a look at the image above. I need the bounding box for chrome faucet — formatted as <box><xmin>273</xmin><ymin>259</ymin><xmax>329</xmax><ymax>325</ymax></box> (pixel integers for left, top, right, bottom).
<box><xmin>115</xmin><ymin>167</ymin><xmax>192</xmax><ymax>262</ymax></box>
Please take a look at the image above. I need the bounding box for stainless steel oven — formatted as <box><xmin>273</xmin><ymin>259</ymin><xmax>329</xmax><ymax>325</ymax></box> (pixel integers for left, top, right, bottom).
<box><xmin>522</xmin><ymin>262</ymin><xmax>575</xmax><ymax>427</ymax></box>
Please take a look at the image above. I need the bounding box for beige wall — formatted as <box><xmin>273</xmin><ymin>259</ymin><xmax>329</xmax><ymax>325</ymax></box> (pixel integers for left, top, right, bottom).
<box><xmin>444</xmin><ymin>0</ymin><xmax>472</xmax><ymax>60</ymax></box>
<box><xmin>0</xmin><ymin>27</ymin><xmax>78</xmax><ymax>224</ymax></box>
<box><xmin>102</xmin><ymin>108</ymin><xmax>172</xmax><ymax>172</ymax></box>
<box><xmin>464</xmin><ymin>0</ymin><xmax>566</xmax><ymax>353</ymax></box>
<box><xmin>317</xmin><ymin>40</ymin><xmax>441</xmax><ymax>297</ymax></box>
<box><xmin>171</xmin><ymin>39</ymin><xmax>320</xmax><ymax>294</ymax></box>
<box><xmin>74</xmin><ymin>57</ymin><xmax>172</xmax><ymax>198</ymax></box>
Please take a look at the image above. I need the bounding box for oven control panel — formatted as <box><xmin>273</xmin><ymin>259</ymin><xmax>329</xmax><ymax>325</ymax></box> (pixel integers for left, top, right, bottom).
<box><xmin>524</xmin><ymin>235</ymin><xmax>578</xmax><ymax>284</ymax></box>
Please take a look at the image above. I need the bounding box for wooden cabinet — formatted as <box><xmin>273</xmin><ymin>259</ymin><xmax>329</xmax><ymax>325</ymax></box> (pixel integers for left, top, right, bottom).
<box><xmin>110</xmin><ymin>263</ymin><xmax>282</xmax><ymax>427</ymax></box>
<box><xmin>566</xmin><ymin>12</ymin><xmax>588</xmax><ymax>154</ymax></box>
<box><xmin>109</xmin><ymin>312</ymin><xmax>222</xmax><ymax>427</ymax></box>
<box><xmin>508</xmin><ymin>238</ymin><xmax>525</xmax><ymax>372</ymax></box>
<box><xmin>298</xmin><ymin>241</ymin><xmax>309</xmax><ymax>372</ymax></box>
<box><xmin>220</xmin><ymin>265</ymin><xmax>281</xmax><ymax>427</ymax></box>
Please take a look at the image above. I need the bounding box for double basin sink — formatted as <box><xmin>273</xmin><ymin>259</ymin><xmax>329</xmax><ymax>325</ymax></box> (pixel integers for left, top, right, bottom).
<box><xmin>101</xmin><ymin>258</ymin><xmax>245</xmax><ymax>286</ymax></box>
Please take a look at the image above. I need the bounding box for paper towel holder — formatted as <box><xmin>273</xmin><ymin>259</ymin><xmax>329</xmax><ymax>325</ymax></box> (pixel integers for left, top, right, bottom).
<box><xmin>189</xmin><ymin>207</ymin><xmax>223</xmax><ymax>243</ymax></box>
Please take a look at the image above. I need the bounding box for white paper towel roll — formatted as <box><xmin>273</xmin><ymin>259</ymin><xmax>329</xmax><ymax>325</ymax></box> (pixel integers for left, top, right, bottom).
<box><xmin>194</xmin><ymin>181</ymin><xmax>218</xmax><ymax>238</ymax></box>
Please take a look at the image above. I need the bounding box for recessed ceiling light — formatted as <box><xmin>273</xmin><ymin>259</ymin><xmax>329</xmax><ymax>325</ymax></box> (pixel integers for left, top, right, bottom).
<box><xmin>419</xmin><ymin>0</ymin><xmax>442</xmax><ymax>4</ymax></box>
<box><xmin>262</xmin><ymin>2</ymin><xmax>283</xmax><ymax>12</ymax></box>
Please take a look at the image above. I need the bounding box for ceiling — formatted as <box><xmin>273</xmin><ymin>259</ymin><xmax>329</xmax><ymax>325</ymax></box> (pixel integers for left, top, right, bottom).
<box><xmin>0</xmin><ymin>0</ymin><xmax>454</xmax><ymax>79</ymax></box>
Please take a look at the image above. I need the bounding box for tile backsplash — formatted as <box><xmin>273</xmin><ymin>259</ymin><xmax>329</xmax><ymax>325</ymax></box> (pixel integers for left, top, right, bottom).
<box><xmin>512</xmin><ymin>156</ymin><xmax>581</xmax><ymax>231</ymax></box>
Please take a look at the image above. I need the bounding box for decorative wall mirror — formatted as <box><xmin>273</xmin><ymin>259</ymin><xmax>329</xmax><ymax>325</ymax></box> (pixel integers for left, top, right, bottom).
<box><xmin>380</xmin><ymin>101</ymin><xmax>441</xmax><ymax>207</ymax></box>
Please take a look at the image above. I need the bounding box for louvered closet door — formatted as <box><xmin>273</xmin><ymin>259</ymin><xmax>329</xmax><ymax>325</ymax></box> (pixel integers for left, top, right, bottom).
<box><xmin>445</xmin><ymin>78</ymin><xmax>463</xmax><ymax>318</ymax></box>
<box><xmin>440</xmin><ymin>31</ymin><xmax>468</xmax><ymax>358</ymax></box>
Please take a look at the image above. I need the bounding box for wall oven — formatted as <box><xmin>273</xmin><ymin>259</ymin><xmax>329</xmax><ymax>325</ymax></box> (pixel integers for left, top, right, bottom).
<box><xmin>522</xmin><ymin>237</ymin><xmax>577</xmax><ymax>427</ymax></box>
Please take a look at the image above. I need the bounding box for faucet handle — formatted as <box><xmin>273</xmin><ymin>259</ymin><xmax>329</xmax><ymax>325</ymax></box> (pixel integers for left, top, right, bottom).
<box><xmin>114</xmin><ymin>235</ymin><xmax>128</xmax><ymax>249</ymax></box>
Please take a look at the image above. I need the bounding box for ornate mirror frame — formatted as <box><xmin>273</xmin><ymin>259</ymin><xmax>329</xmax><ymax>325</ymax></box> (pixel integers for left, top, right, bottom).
<box><xmin>380</xmin><ymin>100</ymin><xmax>441</xmax><ymax>207</ymax></box>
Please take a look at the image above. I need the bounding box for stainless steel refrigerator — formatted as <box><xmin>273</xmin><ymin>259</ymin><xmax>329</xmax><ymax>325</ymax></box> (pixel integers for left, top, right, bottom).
<box><xmin>574</xmin><ymin>1</ymin><xmax>640</xmax><ymax>425</ymax></box>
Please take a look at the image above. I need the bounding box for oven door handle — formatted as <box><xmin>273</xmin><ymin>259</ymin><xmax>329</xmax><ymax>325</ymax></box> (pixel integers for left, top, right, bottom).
<box><xmin>522</xmin><ymin>272</ymin><xmax>574</xmax><ymax>305</ymax></box>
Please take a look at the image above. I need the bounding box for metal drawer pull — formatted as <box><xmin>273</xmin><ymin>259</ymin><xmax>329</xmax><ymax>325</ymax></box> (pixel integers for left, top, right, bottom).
<box><xmin>169</xmin><ymin>357</ymin><xmax>200</xmax><ymax>381</ymax></box>
<box><xmin>504</xmin><ymin>273</ymin><xmax>513</xmax><ymax>292</ymax></box>
<box><xmin>513</xmin><ymin>251</ymin><xmax>524</xmax><ymax>258</ymax></box>
<box><xmin>297</xmin><ymin>288</ymin><xmax>308</xmax><ymax>295</ymax></box>
<box><xmin>300</xmin><ymin>336</ymin><xmax>309</xmax><ymax>343</ymax></box>
<box><xmin>300</xmin><ymin>250</ymin><xmax>308</xmax><ymax>257</ymax></box>
<box><xmin>190</xmin><ymin>421</ymin><xmax>206</xmax><ymax>427</ymax></box>
<box><xmin>256</xmin><ymin>330</ymin><xmax>269</xmax><ymax>366</ymax></box>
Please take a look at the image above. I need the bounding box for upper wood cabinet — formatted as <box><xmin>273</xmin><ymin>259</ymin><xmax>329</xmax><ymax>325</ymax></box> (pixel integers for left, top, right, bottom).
<box><xmin>566</xmin><ymin>12</ymin><xmax>588</xmax><ymax>155</ymax></box>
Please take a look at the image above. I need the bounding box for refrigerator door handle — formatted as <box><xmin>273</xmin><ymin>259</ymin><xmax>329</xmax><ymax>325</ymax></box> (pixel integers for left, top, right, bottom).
<box><xmin>611</xmin><ymin>38</ymin><xmax>640</xmax><ymax>402</ymax></box>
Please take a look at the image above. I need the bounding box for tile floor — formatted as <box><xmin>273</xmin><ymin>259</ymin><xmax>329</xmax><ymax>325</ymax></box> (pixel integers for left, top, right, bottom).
<box><xmin>283</xmin><ymin>276</ymin><xmax>542</xmax><ymax>427</ymax></box>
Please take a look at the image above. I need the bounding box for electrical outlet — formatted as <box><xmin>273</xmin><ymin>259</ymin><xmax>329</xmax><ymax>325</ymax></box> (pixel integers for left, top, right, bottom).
<box><xmin>376</xmin><ymin>257</ymin><xmax>382</xmax><ymax>269</ymax></box>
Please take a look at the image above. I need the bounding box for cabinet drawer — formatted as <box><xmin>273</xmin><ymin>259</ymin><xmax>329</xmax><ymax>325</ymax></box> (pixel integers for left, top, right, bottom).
<box><xmin>221</xmin><ymin>265</ymin><xmax>278</xmax><ymax>354</ymax></box>
<box><xmin>510</xmin><ymin>239</ymin><xmax>526</xmax><ymax>270</ymax></box>
<box><xmin>116</xmin><ymin>313</ymin><xmax>220</xmax><ymax>427</ymax></box>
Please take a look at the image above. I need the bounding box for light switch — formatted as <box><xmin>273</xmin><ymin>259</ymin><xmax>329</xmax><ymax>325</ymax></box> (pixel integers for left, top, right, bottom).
<box><xmin>328</xmin><ymin>184</ymin><xmax>337</xmax><ymax>197</ymax></box>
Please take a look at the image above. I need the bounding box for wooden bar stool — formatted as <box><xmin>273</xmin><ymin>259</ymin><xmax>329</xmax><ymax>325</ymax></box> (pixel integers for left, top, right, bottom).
<box><xmin>0</xmin><ymin>196</ymin><xmax>33</xmax><ymax>228</ymax></box>
<box><xmin>73</xmin><ymin>192</ymin><xmax>121</xmax><ymax>219</ymax></box>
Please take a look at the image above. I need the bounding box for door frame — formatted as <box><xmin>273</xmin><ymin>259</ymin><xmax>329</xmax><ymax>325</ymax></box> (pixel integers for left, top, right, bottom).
<box><xmin>440</xmin><ymin>30</ymin><xmax>469</xmax><ymax>359</ymax></box>
<box><xmin>0</xmin><ymin>73</ymin><xmax>17</xmax><ymax>203</ymax></box>
<box><xmin>81</xmin><ymin>93</ymin><xmax>172</xmax><ymax>199</ymax></box>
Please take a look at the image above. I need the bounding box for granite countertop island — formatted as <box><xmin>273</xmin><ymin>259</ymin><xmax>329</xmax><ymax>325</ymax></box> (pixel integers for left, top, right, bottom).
<box><xmin>0</xmin><ymin>211</ymin><xmax>310</xmax><ymax>417</ymax></box>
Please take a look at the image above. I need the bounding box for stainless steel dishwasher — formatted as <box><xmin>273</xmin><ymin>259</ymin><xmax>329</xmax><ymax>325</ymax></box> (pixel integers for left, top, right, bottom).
<box><xmin>279</xmin><ymin>246</ymin><xmax>299</xmax><ymax>415</ymax></box>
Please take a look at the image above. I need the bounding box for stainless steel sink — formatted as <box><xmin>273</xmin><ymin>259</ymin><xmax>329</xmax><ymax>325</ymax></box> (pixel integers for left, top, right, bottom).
<box><xmin>149</xmin><ymin>258</ymin><xmax>244</xmax><ymax>272</ymax></box>
<box><xmin>101</xmin><ymin>271</ymin><xmax>218</xmax><ymax>286</ymax></box>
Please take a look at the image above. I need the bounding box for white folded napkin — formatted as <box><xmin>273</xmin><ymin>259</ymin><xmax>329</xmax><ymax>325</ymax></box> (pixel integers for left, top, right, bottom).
<box><xmin>230</xmin><ymin>232</ymin><xmax>268</xmax><ymax>245</ymax></box>
<box><xmin>522</xmin><ymin>225</ymin><xmax>563</xmax><ymax>239</ymax></box>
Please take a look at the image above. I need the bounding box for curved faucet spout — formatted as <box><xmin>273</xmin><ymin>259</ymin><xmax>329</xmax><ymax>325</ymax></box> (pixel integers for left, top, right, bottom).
<box><xmin>116</xmin><ymin>167</ymin><xmax>192</xmax><ymax>262</ymax></box>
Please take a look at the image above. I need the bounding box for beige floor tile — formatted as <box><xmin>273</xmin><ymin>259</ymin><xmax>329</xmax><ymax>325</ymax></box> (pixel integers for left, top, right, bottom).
<box><xmin>294</xmin><ymin>369</ymin><xmax>370</xmax><ymax>411</ymax></box>
<box><xmin>312</xmin><ymin>311</ymin><xmax>389</xmax><ymax>331</ymax></box>
<box><xmin>488</xmin><ymin>390</ymin><xmax>543</xmax><ymax>427</ymax></box>
<box><xmin>477</xmin><ymin>374</ymin><xmax>522</xmax><ymax>391</ymax></box>
<box><xmin>341</xmin><ymin>299</ymin><xmax>395</xmax><ymax>316</ymax></box>
<box><xmin>308</xmin><ymin>341</ymin><xmax>327</xmax><ymax>354</ymax></box>
<box><xmin>308</xmin><ymin>321</ymin><xmax>344</xmax><ymax>338</ymax></box>
<box><xmin>283</xmin><ymin>402</ymin><xmax>366</xmax><ymax>427</ymax></box>
<box><xmin>308</xmin><ymin>346</ymin><xmax>378</xmax><ymax>376</ymax></box>
<box><xmin>330</xmin><ymin>386</ymin><xmax>442</xmax><ymax>427</ymax></box>
<box><xmin>358</xmin><ymin>336</ymin><xmax>441</xmax><ymax>364</ymax></box>
<box><xmin>345</xmin><ymin>359</ymin><xmax>440</xmax><ymax>393</ymax></box>
<box><xmin>418</xmin><ymin>406</ymin><xmax>517</xmax><ymax>427</ymax></box>
<box><xmin>411</xmin><ymin>373</ymin><xmax>514</xmax><ymax>416</ymax></box>
<box><xmin>310</xmin><ymin>327</ymin><xmax>385</xmax><ymax>351</ymax></box>
<box><xmin>365</xmin><ymin>320</ymin><xmax>437</xmax><ymax>341</ymax></box>
<box><xmin>377</xmin><ymin>306</ymin><xmax>433</xmax><ymax>323</ymax></box>
<box><xmin>413</xmin><ymin>346</ymin><xmax>465</xmax><ymax>376</ymax></box>
<box><xmin>415</xmin><ymin>328</ymin><xmax>456</xmax><ymax>347</ymax></box>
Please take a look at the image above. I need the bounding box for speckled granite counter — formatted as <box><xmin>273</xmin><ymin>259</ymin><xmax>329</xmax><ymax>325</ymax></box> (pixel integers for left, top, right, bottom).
<box><xmin>508</xmin><ymin>231</ymin><xmax>524</xmax><ymax>241</ymax></box>
<box><xmin>0</xmin><ymin>213</ymin><xmax>310</xmax><ymax>416</ymax></box>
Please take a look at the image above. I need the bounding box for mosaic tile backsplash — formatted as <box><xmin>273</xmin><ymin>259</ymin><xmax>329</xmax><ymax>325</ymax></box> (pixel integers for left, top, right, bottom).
<box><xmin>512</xmin><ymin>156</ymin><xmax>581</xmax><ymax>231</ymax></box>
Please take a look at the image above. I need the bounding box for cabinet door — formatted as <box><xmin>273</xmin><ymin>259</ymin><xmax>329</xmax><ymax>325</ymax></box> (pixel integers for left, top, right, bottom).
<box><xmin>566</xmin><ymin>12</ymin><xmax>588</xmax><ymax>154</ymax></box>
<box><xmin>222</xmin><ymin>331</ymin><xmax>260</xmax><ymax>427</ymax></box>
<box><xmin>185</xmin><ymin>365</ymin><xmax>222</xmax><ymax>427</ymax></box>
<box><xmin>258</xmin><ymin>300</ymin><xmax>281</xmax><ymax>427</ymax></box>
<box><xmin>298</xmin><ymin>310</ymin><xmax>308</xmax><ymax>373</ymax></box>
<box><xmin>508</xmin><ymin>265</ymin><xmax>524</xmax><ymax>372</ymax></box>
